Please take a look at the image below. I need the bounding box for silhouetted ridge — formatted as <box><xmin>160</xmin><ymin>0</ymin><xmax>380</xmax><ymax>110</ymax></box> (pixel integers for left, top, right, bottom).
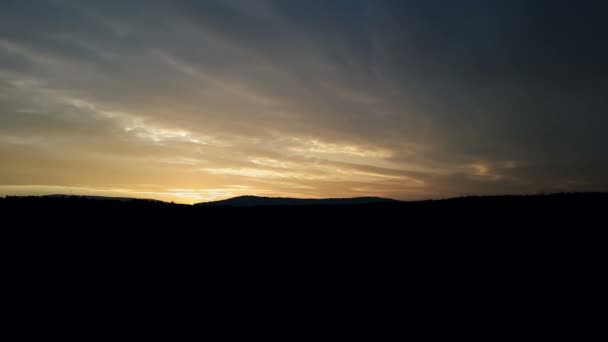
<box><xmin>195</xmin><ymin>195</ymin><xmax>399</xmax><ymax>207</ymax></box>
<box><xmin>2</xmin><ymin>193</ymin><xmax>606</xmax><ymax>229</ymax></box>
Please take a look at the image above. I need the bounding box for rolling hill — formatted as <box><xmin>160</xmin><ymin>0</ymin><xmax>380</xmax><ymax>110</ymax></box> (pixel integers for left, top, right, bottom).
<box><xmin>195</xmin><ymin>195</ymin><xmax>399</xmax><ymax>207</ymax></box>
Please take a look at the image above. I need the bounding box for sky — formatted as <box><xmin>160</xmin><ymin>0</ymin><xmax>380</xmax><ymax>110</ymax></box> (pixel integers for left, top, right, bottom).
<box><xmin>1</xmin><ymin>0</ymin><xmax>607</xmax><ymax>204</ymax></box>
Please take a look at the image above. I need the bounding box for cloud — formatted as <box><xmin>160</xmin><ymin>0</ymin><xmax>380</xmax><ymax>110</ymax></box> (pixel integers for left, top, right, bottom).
<box><xmin>1</xmin><ymin>0</ymin><xmax>607</xmax><ymax>202</ymax></box>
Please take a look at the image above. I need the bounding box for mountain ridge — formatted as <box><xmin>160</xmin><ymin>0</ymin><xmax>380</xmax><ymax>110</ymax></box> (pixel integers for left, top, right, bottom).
<box><xmin>195</xmin><ymin>195</ymin><xmax>399</xmax><ymax>207</ymax></box>
<box><xmin>3</xmin><ymin>193</ymin><xmax>607</xmax><ymax>207</ymax></box>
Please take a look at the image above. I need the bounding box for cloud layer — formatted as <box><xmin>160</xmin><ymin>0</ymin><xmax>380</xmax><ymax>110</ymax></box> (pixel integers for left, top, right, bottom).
<box><xmin>1</xmin><ymin>0</ymin><xmax>607</xmax><ymax>203</ymax></box>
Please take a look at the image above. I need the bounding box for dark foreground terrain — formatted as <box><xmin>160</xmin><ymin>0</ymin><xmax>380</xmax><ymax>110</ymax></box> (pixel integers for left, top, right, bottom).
<box><xmin>2</xmin><ymin>192</ymin><xmax>605</xmax><ymax>271</ymax></box>
<box><xmin>2</xmin><ymin>193</ymin><xmax>604</xmax><ymax>315</ymax></box>
<box><xmin>2</xmin><ymin>193</ymin><xmax>606</xmax><ymax>228</ymax></box>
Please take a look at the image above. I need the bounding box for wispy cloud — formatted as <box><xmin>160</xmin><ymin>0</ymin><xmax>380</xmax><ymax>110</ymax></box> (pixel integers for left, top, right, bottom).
<box><xmin>1</xmin><ymin>0</ymin><xmax>607</xmax><ymax>202</ymax></box>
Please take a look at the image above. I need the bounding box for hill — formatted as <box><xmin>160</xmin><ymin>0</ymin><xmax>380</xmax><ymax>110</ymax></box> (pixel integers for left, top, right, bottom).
<box><xmin>1</xmin><ymin>193</ymin><xmax>606</xmax><ymax>229</ymax></box>
<box><xmin>195</xmin><ymin>195</ymin><xmax>399</xmax><ymax>207</ymax></box>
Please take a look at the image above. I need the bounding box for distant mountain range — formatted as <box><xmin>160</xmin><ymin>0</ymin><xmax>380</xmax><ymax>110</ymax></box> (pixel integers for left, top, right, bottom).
<box><xmin>4</xmin><ymin>194</ymin><xmax>399</xmax><ymax>206</ymax></box>
<box><xmin>5</xmin><ymin>193</ymin><xmax>607</xmax><ymax>209</ymax></box>
<box><xmin>195</xmin><ymin>195</ymin><xmax>399</xmax><ymax>207</ymax></box>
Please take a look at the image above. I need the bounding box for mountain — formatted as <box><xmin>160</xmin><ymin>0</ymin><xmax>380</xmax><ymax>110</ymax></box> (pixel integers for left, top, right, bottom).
<box><xmin>195</xmin><ymin>195</ymin><xmax>399</xmax><ymax>207</ymax></box>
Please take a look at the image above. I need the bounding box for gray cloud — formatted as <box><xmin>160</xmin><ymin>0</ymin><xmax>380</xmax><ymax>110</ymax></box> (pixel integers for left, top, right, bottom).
<box><xmin>1</xmin><ymin>0</ymin><xmax>607</xmax><ymax>202</ymax></box>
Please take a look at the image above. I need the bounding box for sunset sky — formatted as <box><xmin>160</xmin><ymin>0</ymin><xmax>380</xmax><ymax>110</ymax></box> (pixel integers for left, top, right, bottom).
<box><xmin>1</xmin><ymin>0</ymin><xmax>607</xmax><ymax>203</ymax></box>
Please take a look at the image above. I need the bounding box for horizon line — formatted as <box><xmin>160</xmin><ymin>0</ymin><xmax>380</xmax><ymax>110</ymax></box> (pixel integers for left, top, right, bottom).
<box><xmin>2</xmin><ymin>192</ymin><xmax>606</xmax><ymax>206</ymax></box>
